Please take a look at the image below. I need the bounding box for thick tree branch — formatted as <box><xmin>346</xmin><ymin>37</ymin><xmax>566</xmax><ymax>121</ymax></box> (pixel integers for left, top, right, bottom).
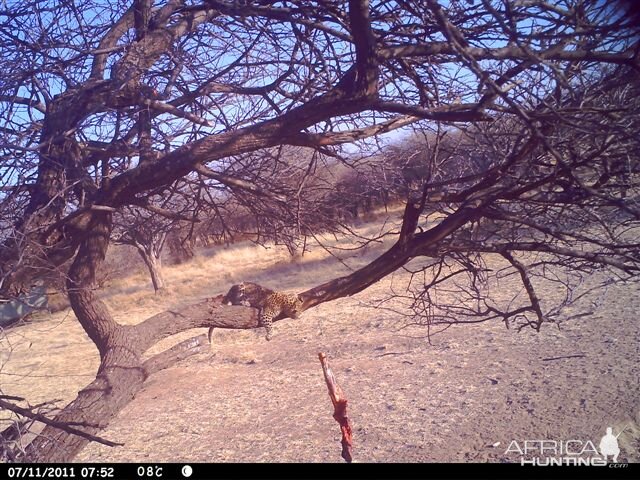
<box><xmin>134</xmin><ymin>296</ymin><xmax>260</xmax><ymax>352</ymax></box>
<box><xmin>374</xmin><ymin>101</ymin><xmax>493</xmax><ymax>121</ymax></box>
<box><xmin>300</xmin><ymin>200</ymin><xmax>484</xmax><ymax>308</ymax></box>
<box><xmin>379</xmin><ymin>42</ymin><xmax>639</xmax><ymax>66</ymax></box>
<box><xmin>112</xmin><ymin>7</ymin><xmax>217</xmax><ymax>85</ymax></box>
<box><xmin>90</xmin><ymin>6</ymin><xmax>135</xmax><ymax>79</ymax></box>
<box><xmin>287</xmin><ymin>115</ymin><xmax>420</xmax><ymax>146</ymax></box>
<box><xmin>0</xmin><ymin>95</ymin><xmax>46</xmax><ymax>113</ymax></box>
<box><xmin>141</xmin><ymin>98</ymin><xmax>213</xmax><ymax>127</ymax></box>
<box><xmin>142</xmin><ymin>334</ymin><xmax>210</xmax><ymax>376</ymax></box>
<box><xmin>348</xmin><ymin>0</ymin><xmax>379</xmax><ymax>97</ymax></box>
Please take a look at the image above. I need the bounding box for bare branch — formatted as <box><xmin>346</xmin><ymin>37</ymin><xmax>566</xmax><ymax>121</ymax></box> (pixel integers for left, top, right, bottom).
<box><xmin>194</xmin><ymin>164</ymin><xmax>287</xmax><ymax>202</ymax></box>
<box><xmin>0</xmin><ymin>399</ymin><xmax>123</xmax><ymax>448</ymax></box>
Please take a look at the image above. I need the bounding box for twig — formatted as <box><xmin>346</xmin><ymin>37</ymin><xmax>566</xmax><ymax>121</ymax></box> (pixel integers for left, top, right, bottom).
<box><xmin>0</xmin><ymin>399</ymin><xmax>123</xmax><ymax>448</ymax></box>
<box><xmin>541</xmin><ymin>354</ymin><xmax>586</xmax><ymax>362</ymax></box>
<box><xmin>0</xmin><ymin>394</ymin><xmax>25</xmax><ymax>402</ymax></box>
<box><xmin>377</xmin><ymin>351</ymin><xmax>410</xmax><ymax>357</ymax></box>
<box><xmin>318</xmin><ymin>352</ymin><xmax>353</xmax><ymax>463</ymax></box>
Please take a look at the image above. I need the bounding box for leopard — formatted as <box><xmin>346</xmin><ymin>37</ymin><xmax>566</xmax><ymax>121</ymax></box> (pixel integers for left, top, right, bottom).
<box><xmin>211</xmin><ymin>282</ymin><xmax>303</xmax><ymax>342</ymax></box>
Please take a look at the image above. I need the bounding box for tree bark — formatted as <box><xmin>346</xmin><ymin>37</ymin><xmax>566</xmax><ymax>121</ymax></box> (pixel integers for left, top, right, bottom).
<box><xmin>22</xmin><ymin>211</ymin><xmax>151</xmax><ymax>462</ymax></box>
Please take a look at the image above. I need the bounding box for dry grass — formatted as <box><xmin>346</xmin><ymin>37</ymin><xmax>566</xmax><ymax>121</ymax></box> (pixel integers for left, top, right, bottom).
<box><xmin>1</xmin><ymin>210</ymin><xmax>639</xmax><ymax>462</ymax></box>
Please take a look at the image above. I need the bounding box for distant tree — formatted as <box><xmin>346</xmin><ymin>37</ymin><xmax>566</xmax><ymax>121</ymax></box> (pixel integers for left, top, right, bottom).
<box><xmin>0</xmin><ymin>0</ymin><xmax>638</xmax><ymax>462</ymax></box>
<box><xmin>114</xmin><ymin>211</ymin><xmax>172</xmax><ymax>293</ymax></box>
<box><xmin>112</xmin><ymin>181</ymin><xmax>200</xmax><ymax>290</ymax></box>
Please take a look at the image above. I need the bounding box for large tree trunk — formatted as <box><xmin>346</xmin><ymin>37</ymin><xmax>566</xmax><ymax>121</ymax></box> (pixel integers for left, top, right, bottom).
<box><xmin>23</xmin><ymin>346</ymin><xmax>147</xmax><ymax>462</ymax></box>
<box><xmin>21</xmin><ymin>212</ymin><xmax>150</xmax><ymax>462</ymax></box>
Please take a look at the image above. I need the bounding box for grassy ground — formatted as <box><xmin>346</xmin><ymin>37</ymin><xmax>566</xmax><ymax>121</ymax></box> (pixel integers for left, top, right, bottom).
<box><xmin>1</xmin><ymin>212</ymin><xmax>639</xmax><ymax>462</ymax></box>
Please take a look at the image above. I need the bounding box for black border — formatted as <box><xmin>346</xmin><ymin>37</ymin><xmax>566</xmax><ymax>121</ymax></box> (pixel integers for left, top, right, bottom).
<box><xmin>1</xmin><ymin>463</ymin><xmax>637</xmax><ymax>480</ymax></box>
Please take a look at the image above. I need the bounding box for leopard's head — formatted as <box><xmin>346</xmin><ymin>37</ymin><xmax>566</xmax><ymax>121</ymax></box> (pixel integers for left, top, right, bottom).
<box><xmin>288</xmin><ymin>294</ymin><xmax>304</xmax><ymax>316</ymax></box>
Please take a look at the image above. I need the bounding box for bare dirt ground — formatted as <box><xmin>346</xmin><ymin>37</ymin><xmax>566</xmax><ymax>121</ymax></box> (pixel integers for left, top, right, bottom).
<box><xmin>2</xmin><ymin>215</ymin><xmax>639</xmax><ymax>463</ymax></box>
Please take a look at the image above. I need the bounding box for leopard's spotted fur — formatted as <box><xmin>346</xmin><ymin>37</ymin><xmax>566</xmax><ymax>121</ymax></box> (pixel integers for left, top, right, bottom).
<box><xmin>259</xmin><ymin>291</ymin><xmax>303</xmax><ymax>341</ymax></box>
<box><xmin>212</xmin><ymin>282</ymin><xmax>303</xmax><ymax>341</ymax></box>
